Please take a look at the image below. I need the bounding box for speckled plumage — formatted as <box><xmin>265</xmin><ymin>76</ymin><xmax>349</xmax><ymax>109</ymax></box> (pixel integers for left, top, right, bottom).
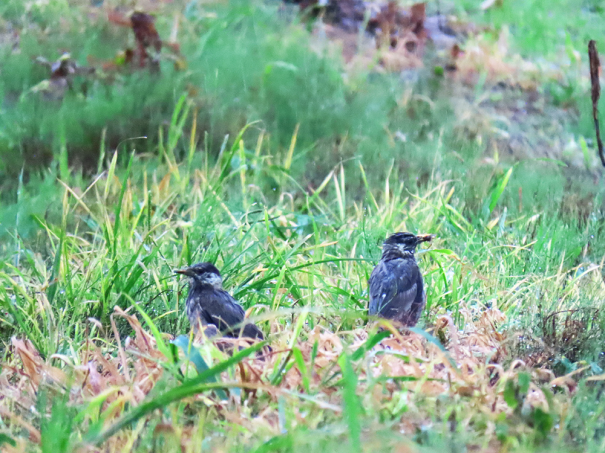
<box><xmin>176</xmin><ymin>262</ymin><xmax>264</xmax><ymax>340</ymax></box>
<box><xmin>368</xmin><ymin>232</ymin><xmax>432</xmax><ymax>327</ymax></box>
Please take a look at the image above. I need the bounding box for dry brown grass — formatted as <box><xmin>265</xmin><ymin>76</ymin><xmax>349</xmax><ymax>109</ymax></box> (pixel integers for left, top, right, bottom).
<box><xmin>0</xmin><ymin>302</ymin><xmax>584</xmax><ymax>451</ymax></box>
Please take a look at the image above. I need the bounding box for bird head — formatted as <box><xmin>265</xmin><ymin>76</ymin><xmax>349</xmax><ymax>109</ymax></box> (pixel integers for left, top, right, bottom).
<box><xmin>175</xmin><ymin>262</ymin><xmax>223</xmax><ymax>289</ymax></box>
<box><xmin>383</xmin><ymin>232</ymin><xmax>434</xmax><ymax>258</ymax></box>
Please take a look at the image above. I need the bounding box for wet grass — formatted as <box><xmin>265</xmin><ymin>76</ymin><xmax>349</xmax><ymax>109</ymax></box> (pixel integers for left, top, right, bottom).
<box><xmin>2</xmin><ymin>0</ymin><xmax>605</xmax><ymax>451</ymax></box>
<box><xmin>1</xmin><ymin>115</ymin><xmax>605</xmax><ymax>451</ymax></box>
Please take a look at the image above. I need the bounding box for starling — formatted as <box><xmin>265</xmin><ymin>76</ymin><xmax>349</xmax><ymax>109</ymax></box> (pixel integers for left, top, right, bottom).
<box><xmin>175</xmin><ymin>262</ymin><xmax>264</xmax><ymax>340</ymax></box>
<box><xmin>368</xmin><ymin>232</ymin><xmax>433</xmax><ymax>327</ymax></box>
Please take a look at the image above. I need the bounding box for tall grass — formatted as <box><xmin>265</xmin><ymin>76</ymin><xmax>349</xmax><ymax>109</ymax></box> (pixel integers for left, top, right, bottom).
<box><xmin>2</xmin><ymin>0</ymin><xmax>603</xmax><ymax>204</ymax></box>
<box><xmin>1</xmin><ymin>114</ymin><xmax>605</xmax><ymax>450</ymax></box>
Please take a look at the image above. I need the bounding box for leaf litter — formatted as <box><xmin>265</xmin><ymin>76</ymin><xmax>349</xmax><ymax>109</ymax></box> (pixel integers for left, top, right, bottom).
<box><xmin>302</xmin><ymin>0</ymin><xmax>555</xmax><ymax>87</ymax></box>
<box><xmin>29</xmin><ymin>53</ymin><xmax>95</xmax><ymax>100</ymax></box>
<box><xmin>28</xmin><ymin>7</ymin><xmax>184</xmax><ymax>102</ymax></box>
<box><xmin>0</xmin><ymin>302</ymin><xmax>586</xmax><ymax>450</ymax></box>
<box><xmin>106</xmin><ymin>10</ymin><xmax>181</xmax><ymax>73</ymax></box>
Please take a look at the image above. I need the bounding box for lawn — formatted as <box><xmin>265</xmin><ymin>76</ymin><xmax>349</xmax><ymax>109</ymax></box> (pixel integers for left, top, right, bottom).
<box><xmin>1</xmin><ymin>0</ymin><xmax>605</xmax><ymax>451</ymax></box>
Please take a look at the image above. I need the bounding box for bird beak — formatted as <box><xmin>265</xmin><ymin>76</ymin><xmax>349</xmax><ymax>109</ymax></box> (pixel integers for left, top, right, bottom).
<box><xmin>175</xmin><ymin>267</ymin><xmax>194</xmax><ymax>277</ymax></box>
<box><xmin>416</xmin><ymin>234</ymin><xmax>434</xmax><ymax>243</ymax></box>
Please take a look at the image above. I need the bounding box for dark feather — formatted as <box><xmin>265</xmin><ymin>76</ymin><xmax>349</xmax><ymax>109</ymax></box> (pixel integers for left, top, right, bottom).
<box><xmin>406</xmin><ymin>271</ymin><xmax>426</xmax><ymax>326</ymax></box>
<box><xmin>186</xmin><ymin>284</ymin><xmax>264</xmax><ymax>340</ymax></box>
<box><xmin>368</xmin><ymin>254</ymin><xmax>425</xmax><ymax>327</ymax></box>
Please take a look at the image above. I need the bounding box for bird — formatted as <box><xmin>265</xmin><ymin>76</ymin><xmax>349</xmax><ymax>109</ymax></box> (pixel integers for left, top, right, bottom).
<box><xmin>175</xmin><ymin>262</ymin><xmax>264</xmax><ymax>340</ymax></box>
<box><xmin>368</xmin><ymin>232</ymin><xmax>434</xmax><ymax>327</ymax></box>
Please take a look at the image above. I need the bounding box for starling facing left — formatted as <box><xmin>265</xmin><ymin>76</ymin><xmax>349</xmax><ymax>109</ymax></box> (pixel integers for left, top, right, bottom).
<box><xmin>176</xmin><ymin>262</ymin><xmax>264</xmax><ymax>340</ymax></box>
<box><xmin>368</xmin><ymin>232</ymin><xmax>433</xmax><ymax>327</ymax></box>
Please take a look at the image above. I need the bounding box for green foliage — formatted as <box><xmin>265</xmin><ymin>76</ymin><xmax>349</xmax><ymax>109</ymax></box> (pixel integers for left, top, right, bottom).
<box><xmin>455</xmin><ymin>0</ymin><xmax>605</xmax><ymax>58</ymax></box>
<box><xmin>502</xmin><ymin>372</ymin><xmax>555</xmax><ymax>443</ymax></box>
<box><xmin>504</xmin><ymin>372</ymin><xmax>530</xmax><ymax>411</ymax></box>
<box><xmin>0</xmin><ymin>0</ymin><xmax>393</xmax><ymax>191</ymax></box>
<box><xmin>172</xmin><ymin>335</ymin><xmax>228</xmax><ymax>400</ymax></box>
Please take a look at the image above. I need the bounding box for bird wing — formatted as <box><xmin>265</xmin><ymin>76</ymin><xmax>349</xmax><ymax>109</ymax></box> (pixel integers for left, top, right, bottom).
<box><xmin>369</xmin><ymin>259</ymin><xmax>420</xmax><ymax>324</ymax></box>
<box><xmin>369</xmin><ymin>261</ymin><xmax>396</xmax><ymax>315</ymax></box>
<box><xmin>196</xmin><ymin>290</ymin><xmax>245</xmax><ymax>332</ymax></box>
<box><xmin>197</xmin><ymin>290</ymin><xmax>264</xmax><ymax>339</ymax></box>
<box><xmin>241</xmin><ymin>323</ymin><xmax>265</xmax><ymax>340</ymax></box>
<box><xmin>405</xmin><ymin>270</ymin><xmax>426</xmax><ymax>326</ymax></box>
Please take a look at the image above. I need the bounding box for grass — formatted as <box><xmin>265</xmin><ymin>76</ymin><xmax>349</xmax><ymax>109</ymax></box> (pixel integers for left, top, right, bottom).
<box><xmin>455</xmin><ymin>0</ymin><xmax>605</xmax><ymax>58</ymax></box>
<box><xmin>2</xmin><ymin>118</ymin><xmax>605</xmax><ymax>451</ymax></box>
<box><xmin>2</xmin><ymin>0</ymin><xmax>605</xmax><ymax>451</ymax></box>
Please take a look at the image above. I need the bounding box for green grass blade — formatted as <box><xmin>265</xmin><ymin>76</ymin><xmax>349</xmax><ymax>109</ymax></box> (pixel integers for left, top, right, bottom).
<box><xmin>338</xmin><ymin>353</ymin><xmax>361</xmax><ymax>453</ymax></box>
<box><xmin>111</xmin><ymin>152</ymin><xmax>135</xmax><ymax>260</ymax></box>
<box><xmin>129</xmin><ymin>298</ymin><xmax>172</xmax><ymax>360</ymax></box>
<box><xmin>171</xmin><ymin>335</ymin><xmax>228</xmax><ymax>400</ymax></box>
<box><xmin>489</xmin><ymin>166</ymin><xmax>514</xmax><ymax>215</ymax></box>
<box><xmin>46</xmin><ymin>228</ymin><xmax>64</xmax><ymax>306</ymax></box>
<box><xmin>217</xmin><ymin>121</ymin><xmax>260</xmax><ymax>186</ymax></box>
<box><xmin>351</xmin><ymin>330</ymin><xmax>391</xmax><ymax>361</ymax></box>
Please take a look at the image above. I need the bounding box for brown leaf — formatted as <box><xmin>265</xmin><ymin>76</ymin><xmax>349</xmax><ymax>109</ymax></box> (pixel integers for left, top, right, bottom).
<box><xmin>32</xmin><ymin>54</ymin><xmax>94</xmax><ymax>100</ymax></box>
<box><xmin>12</xmin><ymin>338</ymin><xmax>42</xmax><ymax>387</ymax></box>
<box><xmin>107</xmin><ymin>10</ymin><xmax>132</xmax><ymax>27</ymax></box>
<box><xmin>0</xmin><ymin>406</ymin><xmax>41</xmax><ymax>444</ymax></box>
<box><xmin>131</xmin><ymin>11</ymin><xmax>162</xmax><ymax>69</ymax></box>
<box><xmin>450</xmin><ymin>43</ymin><xmax>463</xmax><ymax>59</ymax></box>
<box><xmin>409</xmin><ymin>3</ymin><xmax>426</xmax><ymax>36</ymax></box>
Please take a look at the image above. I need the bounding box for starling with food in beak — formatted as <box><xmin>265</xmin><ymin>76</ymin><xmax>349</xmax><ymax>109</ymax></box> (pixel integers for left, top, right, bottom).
<box><xmin>175</xmin><ymin>262</ymin><xmax>264</xmax><ymax>340</ymax></box>
<box><xmin>368</xmin><ymin>232</ymin><xmax>434</xmax><ymax>327</ymax></box>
